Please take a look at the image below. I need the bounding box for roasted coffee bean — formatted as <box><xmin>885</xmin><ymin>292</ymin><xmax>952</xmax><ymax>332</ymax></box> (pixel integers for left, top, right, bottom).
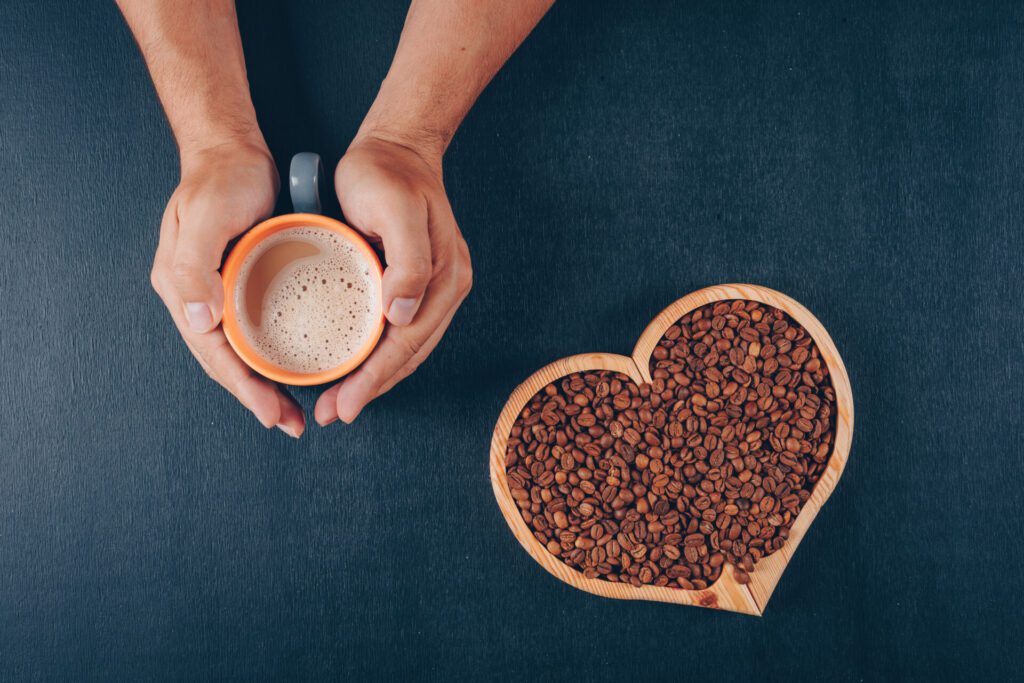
<box><xmin>504</xmin><ymin>301</ymin><xmax>835</xmax><ymax>590</ymax></box>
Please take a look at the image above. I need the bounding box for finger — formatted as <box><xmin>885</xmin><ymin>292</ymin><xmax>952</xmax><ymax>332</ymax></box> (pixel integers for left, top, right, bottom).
<box><xmin>374</xmin><ymin>235</ymin><xmax>471</xmax><ymax>398</ymax></box>
<box><xmin>309</xmin><ymin>266</ymin><xmax>450</xmax><ymax>428</ymax></box>
<box><xmin>183</xmin><ymin>325</ymin><xmax>285</xmax><ymax>429</ymax></box>
<box><xmin>347</xmin><ymin>197</ymin><xmax>433</xmax><ymax>327</ymax></box>
<box><xmin>373</xmin><ymin>239</ymin><xmax>469</xmax><ymax>398</ymax></box>
<box><xmin>153</xmin><ymin>259</ymin><xmax>300</xmax><ymax>432</ymax></box>
<box><xmin>167</xmin><ymin>302</ymin><xmax>283</xmax><ymax>428</ymax></box>
<box><xmin>326</xmin><ymin>279</ymin><xmax>455</xmax><ymax>425</ymax></box>
<box><xmin>331</xmin><ymin>260</ymin><xmax>461</xmax><ymax>424</ymax></box>
<box><xmin>171</xmin><ymin>199</ymin><xmax>260</xmax><ymax>334</ymax></box>
<box><xmin>314</xmin><ymin>384</ymin><xmax>342</xmax><ymax>427</ymax></box>
<box><xmin>276</xmin><ymin>390</ymin><xmax>307</xmax><ymax>438</ymax></box>
<box><xmin>374</xmin><ymin>301</ymin><xmax>460</xmax><ymax>398</ymax></box>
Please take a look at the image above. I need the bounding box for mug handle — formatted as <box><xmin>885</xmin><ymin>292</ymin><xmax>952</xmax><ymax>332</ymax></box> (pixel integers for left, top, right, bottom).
<box><xmin>289</xmin><ymin>152</ymin><xmax>324</xmax><ymax>214</ymax></box>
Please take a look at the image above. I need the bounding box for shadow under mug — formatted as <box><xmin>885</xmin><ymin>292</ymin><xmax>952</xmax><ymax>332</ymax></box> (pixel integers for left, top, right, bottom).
<box><xmin>221</xmin><ymin>152</ymin><xmax>385</xmax><ymax>386</ymax></box>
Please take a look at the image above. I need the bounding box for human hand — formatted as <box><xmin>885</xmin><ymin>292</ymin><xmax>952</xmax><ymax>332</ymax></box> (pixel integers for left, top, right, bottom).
<box><xmin>150</xmin><ymin>140</ymin><xmax>306</xmax><ymax>437</ymax></box>
<box><xmin>314</xmin><ymin>134</ymin><xmax>473</xmax><ymax>425</ymax></box>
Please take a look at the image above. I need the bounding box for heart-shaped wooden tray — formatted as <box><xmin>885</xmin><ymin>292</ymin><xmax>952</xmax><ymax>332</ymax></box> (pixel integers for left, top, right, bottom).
<box><xmin>490</xmin><ymin>284</ymin><xmax>854</xmax><ymax>615</ymax></box>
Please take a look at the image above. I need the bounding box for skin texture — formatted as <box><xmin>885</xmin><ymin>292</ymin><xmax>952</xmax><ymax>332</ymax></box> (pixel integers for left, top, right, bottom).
<box><xmin>117</xmin><ymin>0</ymin><xmax>554</xmax><ymax>433</ymax></box>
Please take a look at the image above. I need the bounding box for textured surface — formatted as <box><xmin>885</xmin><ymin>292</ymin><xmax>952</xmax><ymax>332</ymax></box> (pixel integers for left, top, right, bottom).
<box><xmin>1</xmin><ymin>0</ymin><xmax>1023</xmax><ymax>680</ymax></box>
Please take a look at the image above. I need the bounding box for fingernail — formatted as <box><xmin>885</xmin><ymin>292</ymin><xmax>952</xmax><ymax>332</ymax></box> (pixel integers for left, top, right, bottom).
<box><xmin>387</xmin><ymin>297</ymin><xmax>418</xmax><ymax>326</ymax></box>
<box><xmin>338</xmin><ymin>408</ymin><xmax>361</xmax><ymax>424</ymax></box>
<box><xmin>185</xmin><ymin>302</ymin><xmax>214</xmax><ymax>332</ymax></box>
<box><xmin>314</xmin><ymin>406</ymin><xmax>338</xmax><ymax>426</ymax></box>
<box><xmin>335</xmin><ymin>396</ymin><xmax>362</xmax><ymax>424</ymax></box>
<box><xmin>335</xmin><ymin>381</ymin><xmax>370</xmax><ymax>424</ymax></box>
<box><xmin>277</xmin><ymin>424</ymin><xmax>300</xmax><ymax>439</ymax></box>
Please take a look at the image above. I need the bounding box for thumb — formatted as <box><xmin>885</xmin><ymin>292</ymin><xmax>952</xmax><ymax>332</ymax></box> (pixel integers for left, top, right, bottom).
<box><xmin>172</xmin><ymin>217</ymin><xmax>232</xmax><ymax>334</ymax></box>
<box><xmin>374</xmin><ymin>206</ymin><xmax>433</xmax><ymax>327</ymax></box>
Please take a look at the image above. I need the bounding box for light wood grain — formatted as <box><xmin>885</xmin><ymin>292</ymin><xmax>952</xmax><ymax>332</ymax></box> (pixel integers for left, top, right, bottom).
<box><xmin>490</xmin><ymin>284</ymin><xmax>854</xmax><ymax>616</ymax></box>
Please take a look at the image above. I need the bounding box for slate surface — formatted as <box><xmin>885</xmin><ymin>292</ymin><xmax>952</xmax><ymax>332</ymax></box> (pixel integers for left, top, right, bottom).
<box><xmin>1</xmin><ymin>1</ymin><xmax>1022</xmax><ymax>680</ymax></box>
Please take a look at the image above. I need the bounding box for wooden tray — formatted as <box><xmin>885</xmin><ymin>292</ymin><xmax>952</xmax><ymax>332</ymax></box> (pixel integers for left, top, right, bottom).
<box><xmin>489</xmin><ymin>284</ymin><xmax>854</xmax><ymax>616</ymax></box>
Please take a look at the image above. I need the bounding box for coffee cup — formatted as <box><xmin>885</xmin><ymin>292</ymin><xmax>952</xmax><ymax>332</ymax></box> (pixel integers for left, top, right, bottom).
<box><xmin>221</xmin><ymin>152</ymin><xmax>385</xmax><ymax>386</ymax></box>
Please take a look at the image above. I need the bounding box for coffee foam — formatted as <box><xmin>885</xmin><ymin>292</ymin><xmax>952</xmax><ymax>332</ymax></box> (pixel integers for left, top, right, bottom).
<box><xmin>234</xmin><ymin>226</ymin><xmax>380</xmax><ymax>375</ymax></box>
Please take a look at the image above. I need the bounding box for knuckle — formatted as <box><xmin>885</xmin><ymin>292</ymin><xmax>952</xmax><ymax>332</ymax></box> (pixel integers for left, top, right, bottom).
<box><xmin>149</xmin><ymin>265</ymin><xmax>163</xmax><ymax>294</ymax></box>
<box><xmin>191</xmin><ymin>350</ymin><xmax>217</xmax><ymax>382</ymax></box>
<box><xmin>402</xmin><ymin>256</ymin><xmax>433</xmax><ymax>284</ymax></box>
<box><xmin>456</xmin><ymin>262</ymin><xmax>473</xmax><ymax>297</ymax></box>
<box><xmin>395</xmin><ymin>333</ymin><xmax>424</xmax><ymax>359</ymax></box>
<box><xmin>197</xmin><ymin>354</ymin><xmax>230</xmax><ymax>391</ymax></box>
<box><xmin>232</xmin><ymin>373</ymin><xmax>259</xmax><ymax>402</ymax></box>
<box><xmin>354</xmin><ymin>364</ymin><xmax>385</xmax><ymax>394</ymax></box>
<box><xmin>456</xmin><ymin>247</ymin><xmax>473</xmax><ymax>297</ymax></box>
<box><xmin>178</xmin><ymin>185</ymin><xmax>211</xmax><ymax>212</ymax></box>
<box><xmin>171</xmin><ymin>261</ymin><xmax>203</xmax><ymax>285</ymax></box>
<box><xmin>199</xmin><ymin>364</ymin><xmax>218</xmax><ymax>383</ymax></box>
<box><xmin>193</xmin><ymin>343</ymin><xmax>215</xmax><ymax>370</ymax></box>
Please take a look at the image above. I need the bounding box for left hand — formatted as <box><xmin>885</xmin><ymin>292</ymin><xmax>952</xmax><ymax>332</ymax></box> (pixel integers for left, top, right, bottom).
<box><xmin>151</xmin><ymin>139</ymin><xmax>306</xmax><ymax>437</ymax></box>
<box><xmin>314</xmin><ymin>134</ymin><xmax>473</xmax><ymax>425</ymax></box>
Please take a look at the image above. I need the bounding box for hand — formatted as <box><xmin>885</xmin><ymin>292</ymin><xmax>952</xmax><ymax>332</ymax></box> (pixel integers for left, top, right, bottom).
<box><xmin>150</xmin><ymin>140</ymin><xmax>306</xmax><ymax>437</ymax></box>
<box><xmin>314</xmin><ymin>134</ymin><xmax>473</xmax><ymax>425</ymax></box>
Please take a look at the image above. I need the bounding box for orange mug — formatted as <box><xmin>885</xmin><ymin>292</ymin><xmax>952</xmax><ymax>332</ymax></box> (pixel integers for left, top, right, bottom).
<box><xmin>221</xmin><ymin>153</ymin><xmax>385</xmax><ymax>386</ymax></box>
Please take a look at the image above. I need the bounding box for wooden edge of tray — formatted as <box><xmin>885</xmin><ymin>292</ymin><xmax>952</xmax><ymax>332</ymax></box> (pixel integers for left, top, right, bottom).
<box><xmin>490</xmin><ymin>352</ymin><xmax>761</xmax><ymax>615</ymax></box>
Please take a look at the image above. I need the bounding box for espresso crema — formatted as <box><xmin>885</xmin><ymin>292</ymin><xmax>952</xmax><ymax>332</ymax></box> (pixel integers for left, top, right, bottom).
<box><xmin>234</xmin><ymin>226</ymin><xmax>380</xmax><ymax>374</ymax></box>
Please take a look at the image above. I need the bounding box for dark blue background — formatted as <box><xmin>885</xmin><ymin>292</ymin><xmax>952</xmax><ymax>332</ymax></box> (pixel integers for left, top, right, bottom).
<box><xmin>2</xmin><ymin>1</ymin><xmax>1022</xmax><ymax>680</ymax></box>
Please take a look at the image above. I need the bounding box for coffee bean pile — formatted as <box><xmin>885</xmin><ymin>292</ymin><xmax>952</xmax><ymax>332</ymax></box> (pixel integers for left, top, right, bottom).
<box><xmin>504</xmin><ymin>300</ymin><xmax>836</xmax><ymax>589</ymax></box>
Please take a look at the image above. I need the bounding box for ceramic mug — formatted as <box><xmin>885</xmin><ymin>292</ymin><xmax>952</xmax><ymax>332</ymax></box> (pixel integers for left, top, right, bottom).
<box><xmin>220</xmin><ymin>153</ymin><xmax>385</xmax><ymax>386</ymax></box>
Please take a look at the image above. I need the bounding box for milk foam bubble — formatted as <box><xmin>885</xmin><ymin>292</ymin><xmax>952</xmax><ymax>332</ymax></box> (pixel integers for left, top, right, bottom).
<box><xmin>235</xmin><ymin>226</ymin><xmax>380</xmax><ymax>374</ymax></box>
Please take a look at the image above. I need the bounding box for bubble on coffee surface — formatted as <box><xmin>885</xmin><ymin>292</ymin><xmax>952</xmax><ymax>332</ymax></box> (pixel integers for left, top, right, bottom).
<box><xmin>235</xmin><ymin>227</ymin><xmax>380</xmax><ymax>374</ymax></box>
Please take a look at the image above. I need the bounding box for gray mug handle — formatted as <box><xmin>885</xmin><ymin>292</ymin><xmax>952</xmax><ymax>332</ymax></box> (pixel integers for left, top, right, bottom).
<box><xmin>289</xmin><ymin>152</ymin><xmax>324</xmax><ymax>214</ymax></box>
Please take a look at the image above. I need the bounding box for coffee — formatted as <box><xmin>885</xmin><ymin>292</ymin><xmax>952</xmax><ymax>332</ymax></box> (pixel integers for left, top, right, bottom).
<box><xmin>233</xmin><ymin>226</ymin><xmax>380</xmax><ymax>374</ymax></box>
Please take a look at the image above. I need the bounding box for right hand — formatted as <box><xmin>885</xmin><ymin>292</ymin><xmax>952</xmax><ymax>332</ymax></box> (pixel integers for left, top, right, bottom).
<box><xmin>149</xmin><ymin>140</ymin><xmax>306</xmax><ymax>437</ymax></box>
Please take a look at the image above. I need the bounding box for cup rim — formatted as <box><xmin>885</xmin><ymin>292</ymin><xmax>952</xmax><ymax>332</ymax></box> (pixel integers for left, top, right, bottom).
<box><xmin>221</xmin><ymin>213</ymin><xmax>385</xmax><ymax>386</ymax></box>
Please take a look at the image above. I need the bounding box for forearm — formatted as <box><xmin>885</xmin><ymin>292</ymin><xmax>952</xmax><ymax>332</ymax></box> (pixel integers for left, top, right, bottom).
<box><xmin>356</xmin><ymin>0</ymin><xmax>555</xmax><ymax>161</ymax></box>
<box><xmin>115</xmin><ymin>0</ymin><xmax>266</xmax><ymax>164</ymax></box>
